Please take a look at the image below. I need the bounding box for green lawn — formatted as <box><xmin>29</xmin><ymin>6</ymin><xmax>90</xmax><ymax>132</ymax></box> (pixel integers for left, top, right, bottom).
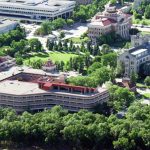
<box><xmin>69</xmin><ymin>37</ymin><xmax>90</xmax><ymax>44</ymax></box>
<box><xmin>133</xmin><ymin>17</ymin><xmax>150</xmax><ymax>26</ymax></box>
<box><xmin>23</xmin><ymin>51</ymin><xmax>78</xmax><ymax>65</ymax></box>
<box><xmin>143</xmin><ymin>93</ymin><xmax>150</xmax><ymax>99</ymax></box>
<box><xmin>136</xmin><ymin>83</ymin><xmax>147</xmax><ymax>88</ymax></box>
<box><xmin>141</xmin><ymin>31</ymin><xmax>150</xmax><ymax>35</ymax></box>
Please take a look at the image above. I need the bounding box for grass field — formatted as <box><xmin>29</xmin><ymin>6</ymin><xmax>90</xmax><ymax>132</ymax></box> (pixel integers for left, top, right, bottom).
<box><xmin>23</xmin><ymin>51</ymin><xmax>78</xmax><ymax>65</ymax></box>
<box><xmin>69</xmin><ymin>37</ymin><xmax>90</xmax><ymax>44</ymax></box>
<box><xmin>143</xmin><ymin>93</ymin><xmax>150</xmax><ymax>99</ymax></box>
<box><xmin>141</xmin><ymin>31</ymin><xmax>150</xmax><ymax>35</ymax></box>
<box><xmin>133</xmin><ymin>17</ymin><xmax>150</xmax><ymax>26</ymax></box>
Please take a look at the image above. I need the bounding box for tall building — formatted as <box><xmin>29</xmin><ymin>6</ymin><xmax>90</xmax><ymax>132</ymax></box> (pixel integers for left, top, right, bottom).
<box><xmin>88</xmin><ymin>3</ymin><xmax>132</xmax><ymax>45</ymax></box>
<box><xmin>0</xmin><ymin>0</ymin><xmax>76</xmax><ymax>22</ymax></box>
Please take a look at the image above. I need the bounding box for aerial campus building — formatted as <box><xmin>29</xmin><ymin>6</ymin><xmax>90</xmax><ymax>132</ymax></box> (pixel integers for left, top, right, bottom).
<box><xmin>0</xmin><ymin>18</ymin><xmax>18</xmax><ymax>34</ymax></box>
<box><xmin>0</xmin><ymin>0</ymin><xmax>76</xmax><ymax>22</ymax></box>
<box><xmin>118</xmin><ymin>38</ymin><xmax>150</xmax><ymax>77</ymax></box>
<box><xmin>70</xmin><ymin>0</ymin><xmax>92</xmax><ymax>5</ymax></box>
<box><xmin>0</xmin><ymin>56</ymin><xmax>16</xmax><ymax>71</ymax></box>
<box><xmin>88</xmin><ymin>2</ymin><xmax>132</xmax><ymax>45</ymax></box>
<box><xmin>0</xmin><ymin>69</ymin><xmax>109</xmax><ymax>112</ymax></box>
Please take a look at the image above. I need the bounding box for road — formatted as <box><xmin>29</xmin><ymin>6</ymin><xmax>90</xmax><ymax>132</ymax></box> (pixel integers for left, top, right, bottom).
<box><xmin>132</xmin><ymin>24</ymin><xmax>150</xmax><ymax>33</ymax></box>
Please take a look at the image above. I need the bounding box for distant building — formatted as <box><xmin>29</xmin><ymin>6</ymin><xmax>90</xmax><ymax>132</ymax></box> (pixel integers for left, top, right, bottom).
<box><xmin>118</xmin><ymin>42</ymin><xmax>150</xmax><ymax>77</ymax></box>
<box><xmin>0</xmin><ymin>0</ymin><xmax>76</xmax><ymax>22</ymax></box>
<box><xmin>88</xmin><ymin>2</ymin><xmax>132</xmax><ymax>45</ymax></box>
<box><xmin>0</xmin><ymin>56</ymin><xmax>16</xmax><ymax>71</ymax></box>
<box><xmin>131</xmin><ymin>33</ymin><xmax>150</xmax><ymax>48</ymax></box>
<box><xmin>0</xmin><ymin>19</ymin><xmax>18</xmax><ymax>34</ymax></box>
<box><xmin>0</xmin><ymin>71</ymin><xmax>109</xmax><ymax>112</ymax></box>
<box><xmin>42</xmin><ymin>60</ymin><xmax>56</xmax><ymax>73</ymax></box>
<box><xmin>72</xmin><ymin>0</ymin><xmax>92</xmax><ymax>5</ymax></box>
<box><xmin>115</xmin><ymin>78</ymin><xmax>136</xmax><ymax>92</ymax></box>
<box><xmin>133</xmin><ymin>0</ymin><xmax>150</xmax><ymax>10</ymax></box>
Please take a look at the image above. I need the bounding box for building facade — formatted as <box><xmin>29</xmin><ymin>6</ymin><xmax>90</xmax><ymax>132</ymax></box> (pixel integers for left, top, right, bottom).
<box><xmin>42</xmin><ymin>60</ymin><xmax>56</xmax><ymax>73</ymax></box>
<box><xmin>0</xmin><ymin>0</ymin><xmax>76</xmax><ymax>22</ymax></box>
<box><xmin>71</xmin><ymin>0</ymin><xmax>92</xmax><ymax>5</ymax></box>
<box><xmin>88</xmin><ymin>3</ymin><xmax>132</xmax><ymax>45</ymax></box>
<box><xmin>0</xmin><ymin>19</ymin><xmax>18</xmax><ymax>34</ymax></box>
<box><xmin>0</xmin><ymin>56</ymin><xmax>16</xmax><ymax>71</ymax></box>
<box><xmin>118</xmin><ymin>42</ymin><xmax>150</xmax><ymax>77</ymax></box>
<box><xmin>131</xmin><ymin>33</ymin><xmax>150</xmax><ymax>48</ymax></box>
<box><xmin>0</xmin><ymin>72</ymin><xmax>109</xmax><ymax>112</ymax></box>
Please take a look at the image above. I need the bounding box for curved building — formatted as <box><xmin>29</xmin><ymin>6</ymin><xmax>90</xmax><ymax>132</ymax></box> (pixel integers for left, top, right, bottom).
<box><xmin>0</xmin><ymin>72</ymin><xmax>109</xmax><ymax>112</ymax></box>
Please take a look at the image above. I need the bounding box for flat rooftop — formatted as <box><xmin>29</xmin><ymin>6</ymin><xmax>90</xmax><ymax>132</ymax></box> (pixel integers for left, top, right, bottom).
<box><xmin>0</xmin><ymin>0</ymin><xmax>76</xmax><ymax>11</ymax></box>
<box><xmin>0</xmin><ymin>19</ymin><xmax>17</xmax><ymax>28</ymax></box>
<box><xmin>0</xmin><ymin>80</ymin><xmax>47</xmax><ymax>95</ymax></box>
<box><xmin>0</xmin><ymin>80</ymin><xmax>103</xmax><ymax>97</ymax></box>
<box><xmin>0</xmin><ymin>67</ymin><xmax>107</xmax><ymax>96</ymax></box>
<box><xmin>131</xmin><ymin>48</ymin><xmax>147</xmax><ymax>55</ymax></box>
<box><xmin>0</xmin><ymin>66</ymin><xmax>60</xmax><ymax>81</ymax></box>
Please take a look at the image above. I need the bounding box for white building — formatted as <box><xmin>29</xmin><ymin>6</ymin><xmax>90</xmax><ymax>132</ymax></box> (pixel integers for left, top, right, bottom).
<box><xmin>88</xmin><ymin>3</ymin><xmax>132</xmax><ymax>45</ymax></box>
<box><xmin>0</xmin><ymin>19</ymin><xmax>18</xmax><ymax>34</ymax></box>
<box><xmin>0</xmin><ymin>0</ymin><xmax>76</xmax><ymax>22</ymax></box>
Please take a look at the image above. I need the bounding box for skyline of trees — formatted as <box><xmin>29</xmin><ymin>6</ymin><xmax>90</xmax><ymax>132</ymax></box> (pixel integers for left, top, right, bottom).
<box><xmin>0</xmin><ymin>102</ymin><xmax>149</xmax><ymax>150</ymax></box>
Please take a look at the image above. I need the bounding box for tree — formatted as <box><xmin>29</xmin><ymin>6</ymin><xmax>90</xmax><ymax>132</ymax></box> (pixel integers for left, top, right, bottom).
<box><xmin>28</xmin><ymin>38</ymin><xmax>42</xmax><ymax>52</ymax></box>
<box><xmin>16</xmin><ymin>57</ymin><xmax>23</xmax><ymax>65</ymax></box>
<box><xmin>40</xmin><ymin>21</ymin><xmax>53</xmax><ymax>35</ymax></box>
<box><xmin>117</xmin><ymin>61</ymin><xmax>125</xmax><ymax>77</ymax></box>
<box><xmin>144</xmin><ymin>5</ymin><xmax>150</xmax><ymax>19</ymax></box>
<box><xmin>108</xmin><ymin>85</ymin><xmax>135</xmax><ymax>111</ymax></box>
<box><xmin>140</xmin><ymin>61</ymin><xmax>150</xmax><ymax>76</ymax></box>
<box><xmin>144</xmin><ymin>76</ymin><xmax>150</xmax><ymax>86</ymax></box>
<box><xmin>66</xmin><ymin>19</ymin><xmax>74</xmax><ymax>26</ymax></box>
<box><xmin>113</xmin><ymin>137</ymin><xmax>134</xmax><ymax>150</ymax></box>
<box><xmin>52</xmin><ymin>18</ymin><xmax>66</xmax><ymax>29</ymax></box>
<box><xmin>129</xmin><ymin>28</ymin><xmax>139</xmax><ymax>35</ymax></box>
<box><xmin>110</xmin><ymin>0</ymin><xmax>116</xmax><ymax>5</ymax></box>
<box><xmin>88</xmin><ymin>62</ymin><xmax>102</xmax><ymax>74</ymax></box>
<box><xmin>101</xmin><ymin>52</ymin><xmax>117</xmax><ymax>68</ymax></box>
<box><xmin>30</xmin><ymin>59</ymin><xmax>43</xmax><ymax>69</ymax></box>
<box><xmin>59</xmin><ymin>31</ymin><xmax>65</xmax><ymax>39</ymax></box>
<box><xmin>133</xmin><ymin>11</ymin><xmax>142</xmax><ymax>19</ymax></box>
<box><xmin>130</xmin><ymin>71</ymin><xmax>138</xmax><ymax>84</ymax></box>
<box><xmin>101</xmin><ymin>44</ymin><xmax>112</xmax><ymax>55</ymax></box>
